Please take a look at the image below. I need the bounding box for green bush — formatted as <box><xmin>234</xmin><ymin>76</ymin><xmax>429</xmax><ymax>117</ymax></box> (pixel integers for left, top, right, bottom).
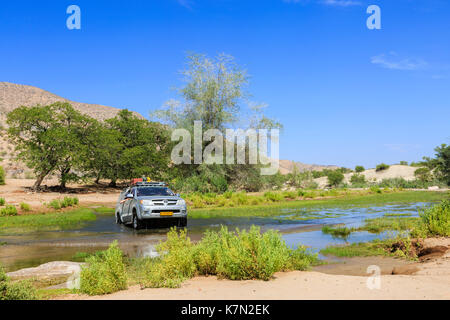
<box><xmin>0</xmin><ymin>166</ymin><xmax>5</xmax><ymax>185</ymax></box>
<box><xmin>141</xmin><ymin>228</ymin><xmax>196</xmax><ymax>288</ymax></box>
<box><xmin>20</xmin><ymin>203</ymin><xmax>31</xmax><ymax>212</ymax></box>
<box><xmin>0</xmin><ymin>206</ymin><xmax>18</xmax><ymax>217</ymax></box>
<box><xmin>414</xmin><ymin>167</ymin><xmax>432</xmax><ymax>182</ymax></box>
<box><xmin>282</xmin><ymin>191</ymin><xmax>297</xmax><ymax>200</ymax></box>
<box><xmin>141</xmin><ymin>226</ymin><xmax>318</xmax><ymax>288</ymax></box>
<box><xmin>376</xmin><ymin>163</ymin><xmax>390</xmax><ymax>172</ymax></box>
<box><xmin>413</xmin><ymin>200</ymin><xmax>450</xmax><ymax>237</ymax></box>
<box><xmin>355</xmin><ymin>166</ymin><xmax>365</xmax><ymax>173</ymax></box>
<box><xmin>0</xmin><ymin>198</ymin><xmax>5</xmax><ymax>206</ymax></box>
<box><xmin>80</xmin><ymin>241</ymin><xmax>128</xmax><ymax>295</ymax></box>
<box><xmin>399</xmin><ymin>161</ymin><xmax>408</xmax><ymax>165</ymax></box>
<box><xmin>48</xmin><ymin>197</ymin><xmax>79</xmax><ymax>210</ymax></box>
<box><xmin>263</xmin><ymin>191</ymin><xmax>283</xmax><ymax>202</ymax></box>
<box><xmin>48</xmin><ymin>200</ymin><xmax>61</xmax><ymax>210</ymax></box>
<box><xmin>327</xmin><ymin>171</ymin><xmax>344</xmax><ymax>187</ymax></box>
<box><xmin>350</xmin><ymin>173</ymin><xmax>366</xmax><ymax>185</ymax></box>
<box><xmin>0</xmin><ymin>267</ymin><xmax>37</xmax><ymax>300</ymax></box>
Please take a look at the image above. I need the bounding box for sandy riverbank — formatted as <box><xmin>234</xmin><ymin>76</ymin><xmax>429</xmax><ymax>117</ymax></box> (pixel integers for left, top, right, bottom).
<box><xmin>58</xmin><ymin>238</ymin><xmax>450</xmax><ymax>300</ymax></box>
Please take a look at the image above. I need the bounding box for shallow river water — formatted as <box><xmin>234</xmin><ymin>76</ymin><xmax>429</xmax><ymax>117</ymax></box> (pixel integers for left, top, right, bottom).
<box><xmin>0</xmin><ymin>202</ymin><xmax>430</xmax><ymax>272</ymax></box>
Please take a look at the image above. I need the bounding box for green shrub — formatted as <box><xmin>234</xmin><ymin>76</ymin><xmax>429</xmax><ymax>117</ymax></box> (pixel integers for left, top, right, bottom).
<box><xmin>414</xmin><ymin>167</ymin><xmax>432</xmax><ymax>182</ymax></box>
<box><xmin>0</xmin><ymin>267</ymin><xmax>37</xmax><ymax>300</ymax></box>
<box><xmin>399</xmin><ymin>161</ymin><xmax>408</xmax><ymax>165</ymax></box>
<box><xmin>263</xmin><ymin>191</ymin><xmax>283</xmax><ymax>202</ymax></box>
<box><xmin>327</xmin><ymin>171</ymin><xmax>344</xmax><ymax>187</ymax></box>
<box><xmin>0</xmin><ymin>166</ymin><xmax>5</xmax><ymax>185</ymax></box>
<box><xmin>370</xmin><ymin>186</ymin><xmax>382</xmax><ymax>194</ymax></box>
<box><xmin>350</xmin><ymin>173</ymin><xmax>366</xmax><ymax>185</ymax></box>
<box><xmin>282</xmin><ymin>191</ymin><xmax>297</xmax><ymax>200</ymax></box>
<box><xmin>413</xmin><ymin>200</ymin><xmax>450</xmax><ymax>237</ymax></box>
<box><xmin>48</xmin><ymin>197</ymin><xmax>79</xmax><ymax>210</ymax></box>
<box><xmin>140</xmin><ymin>226</ymin><xmax>318</xmax><ymax>288</ymax></box>
<box><xmin>355</xmin><ymin>166</ymin><xmax>365</xmax><ymax>173</ymax></box>
<box><xmin>48</xmin><ymin>200</ymin><xmax>61</xmax><ymax>210</ymax></box>
<box><xmin>0</xmin><ymin>198</ymin><xmax>5</xmax><ymax>206</ymax></box>
<box><xmin>20</xmin><ymin>203</ymin><xmax>31</xmax><ymax>212</ymax></box>
<box><xmin>0</xmin><ymin>206</ymin><xmax>17</xmax><ymax>217</ymax></box>
<box><xmin>141</xmin><ymin>228</ymin><xmax>196</xmax><ymax>288</ymax></box>
<box><xmin>80</xmin><ymin>241</ymin><xmax>128</xmax><ymax>295</ymax></box>
<box><xmin>376</xmin><ymin>163</ymin><xmax>390</xmax><ymax>172</ymax></box>
<box><xmin>322</xmin><ymin>225</ymin><xmax>354</xmax><ymax>239</ymax></box>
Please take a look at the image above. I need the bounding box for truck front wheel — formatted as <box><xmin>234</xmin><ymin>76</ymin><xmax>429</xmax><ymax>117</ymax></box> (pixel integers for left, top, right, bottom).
<box><xmin>133</xmin><ymin>213</ymin><xmax>143</xmax><ymax>230</ymax></box>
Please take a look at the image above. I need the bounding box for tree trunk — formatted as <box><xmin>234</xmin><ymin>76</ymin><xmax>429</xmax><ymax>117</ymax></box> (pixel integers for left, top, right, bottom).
<box><xmin>33</xmin><ymin>173</ymin><xmax>46</xmax><ymax>191</ymax></box>
<box><xmin>59</xmin><ymin>167</ymin><xmax>71</xmax><ymax>190</ymax></box>
<box><xmin>109</xmin><ymin>179</ymin><xmax>117</xmax><ymax>187</ymax></box>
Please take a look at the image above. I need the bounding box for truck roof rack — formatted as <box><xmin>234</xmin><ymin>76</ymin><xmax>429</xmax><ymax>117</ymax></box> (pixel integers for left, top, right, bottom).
<box><xmin>130</xmin><ymin>178</ymin><xmax>166</xmax><ymax>187</ymax></box>
<box><xmin>134</xmin><ymin>181</ymin><xmax>166</xmax><ymax>187</ymax></box>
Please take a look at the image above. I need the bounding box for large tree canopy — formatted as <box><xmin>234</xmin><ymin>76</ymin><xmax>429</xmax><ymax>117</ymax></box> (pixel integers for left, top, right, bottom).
<box><xmin>7</xmin><ymin>105</ymin><xmax>171</xmax><ymax>189</ymax></box>
<box><xmin>7</xmin><ymin>102</ymin><xmax>96</xmax><ymax>189</ymax></box>
<box><xmin>151</xmin><ymin>52</ymin><xmax>281</xmax><ymax>131</ymax></box>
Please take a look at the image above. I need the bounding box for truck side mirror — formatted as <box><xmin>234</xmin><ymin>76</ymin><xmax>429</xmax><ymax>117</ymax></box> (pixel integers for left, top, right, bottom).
<box><xmin>126</xmin><ymin>194</ymin><xmax>134</xmax><ymax>199</ymax></box>
<box><xmin>176</xmin><ymin>193</ymin><xmax>180</xmax><ymax>197</ymax></box>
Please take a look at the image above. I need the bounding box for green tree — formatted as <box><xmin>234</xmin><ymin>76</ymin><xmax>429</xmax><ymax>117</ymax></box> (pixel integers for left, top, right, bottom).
<box><xmin>152</xmin><ymin>53</ymin><xmax>281</xmax><ymax>131</ymax></box>
<box><xmin>355</xmin><ymin>165</ymin><xmax>365</xmax><ymax>173</ymax></box>
<box><xmin>327</xmin><ymin>171</ymin><xmax>344</xmax><ymax>187</ymax></box>
<box><xmin>375</xmin><ymin>163</ymin><xmax>390</xmax><ymax>172</ymax></box>
<box><xmin>350</xmin><ymin>173</ymin><xmax>366</xmax><ymax>185</ymax></box>
<box><xmin>102</xmin><ymin>110</ymin><xmax>171</xmax><ymax>186</ymax></box>
<box><xmin>414</xmin><ymin>167</ymin><xmax>432</xmax><ymax>182</ymax></box>
<box><xmin>151</xmin><ymin>53</ymin><xmax>282</xmax><ymax>192</ymax></box>
<box><xmin>7</xmin><ymin>103</ymin><xmax>94</xmax><ymax>190</ymax></box>
<box><xmin>434</xmin><ymin>144</ymin><xmax>450</xmax><ymax>185</ymax></box>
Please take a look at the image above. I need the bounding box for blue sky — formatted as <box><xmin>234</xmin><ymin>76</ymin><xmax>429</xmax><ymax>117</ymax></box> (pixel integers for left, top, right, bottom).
<box><xmin>0</xmin><ymin>0</ymin><xmax>449</xmax><ymax>168</ymax></box>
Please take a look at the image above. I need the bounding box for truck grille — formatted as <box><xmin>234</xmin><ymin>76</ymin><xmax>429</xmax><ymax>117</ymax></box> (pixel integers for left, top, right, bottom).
<box><xmin>151</xmin><ymin>199</ymin><xmax>178</xmax><ymax>206</ymax></box>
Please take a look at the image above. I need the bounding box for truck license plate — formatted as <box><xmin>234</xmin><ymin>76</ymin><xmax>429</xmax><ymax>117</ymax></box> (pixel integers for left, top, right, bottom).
<box><xmin>160</xmin><ymin>212</ymin><xmax>173</xmax><ymax>216</ymax></box>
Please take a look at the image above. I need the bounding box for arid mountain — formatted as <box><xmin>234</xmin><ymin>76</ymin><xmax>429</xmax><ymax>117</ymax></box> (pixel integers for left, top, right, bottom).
<box><xmin>0</xmin><ymin>82</ymin><xmax>144</xmax><ymax>178</ymax></box>
<box><xmin>279</xmin><ymin>160</ymin><xmax>340</xmax><ymax>175</ymax></box>
<box><xmin>0</xmin><ymin>82</ymin><xmax>143</xmax><ymax>120</ymax></box>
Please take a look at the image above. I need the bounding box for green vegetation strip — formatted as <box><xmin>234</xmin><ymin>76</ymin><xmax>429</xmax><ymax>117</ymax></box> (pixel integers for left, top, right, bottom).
<box><xmin>0</xmin><ymin>208</ymin><xmax>96</xmax><ymax>234</ymax></box>
<box><xmin>190</xmin><ymin>191</ymin><xmax>448</xmax><ymax>219</ymax></box>
<box><xmin>320</xmin><ymin>200</ymin><xmax>450</xmax><ymax>259</ymax></box>
<box><xmin>79</xmin><ymin>226</ymin><xmax>319</xmax><ymax>295</ymax></box>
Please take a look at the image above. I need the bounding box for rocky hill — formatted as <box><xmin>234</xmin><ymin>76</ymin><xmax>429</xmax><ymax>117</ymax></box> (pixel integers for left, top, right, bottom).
<box><xmin>0</xmin><ymin>82</ymin><xmax>144</xmax><ymax>178</ymax></box>
<box><xmin>279</xmin><ymin>159</ymin><xmax>340</xmax><ymax>174</ymax></box>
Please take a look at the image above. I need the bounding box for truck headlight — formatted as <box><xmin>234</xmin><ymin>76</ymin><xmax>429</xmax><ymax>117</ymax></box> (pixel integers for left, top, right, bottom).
<box><xmin>140</xmin><ymin>200</ymin><xmax>154</xmax><ymax>206</ymax></box>
<box><xmin>177</xmin><ymin>199</ymin><xmax>186</xmax><ymax>206</ymax></box>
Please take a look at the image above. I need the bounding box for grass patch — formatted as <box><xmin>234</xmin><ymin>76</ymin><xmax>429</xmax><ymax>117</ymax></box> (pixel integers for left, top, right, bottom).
<box><xmin>383</xmin><ymin>213</ymin><xmax>413</xmax><ymax>217</ymax></box>
<box><xmin>0</xmin><ymin>205</ymin><xmax>18</xmax><ymax>217</ymax></box>
<box><xmin>412</xmin><ymin>199</ymin><xmax>450</xmax><ymax>237</ymax></box>
<box><xmin>37</xmin><ymin>288</ymin><xmax>73</xmax><ymax>300</ymax></box>
<box><xmin>320</xmin><ymin>236</ymin><xmax>422</xmax><ymax>261</ymax></box>
<box><xmin>1</xmin><ymin>266</ymin><xmax>37</xmax><ymax>300</ymax></box>
<box><xmin>359</xmin><ymin>217</ymin><xmax>419</xmax><ymax>234</ymax></box>
<box><xmin>93</xmin><ymin>207</ymin><xmax>115</xmax><ymax>215</ymax></box>
<box><xmin>139</xmin><ymin>226</ymin><xmax>318</xmax><ymax>288</ymax></box>
<box><xmin>47</xmin><ymin>197</ymin><xmax>79</xmax><ymax>210</ymax></box>
<box><xmin>320</xmin><ymin>241</ymin><xmax>387</xmax><ymax>258</ymax></box>
<box><xmin>189</xmin><ymin>191</ymin><xmax>448</xmax><ymax>219</ymax></box>
<box><xmin>0</xmin><ymin>208</ymin><xmax>96</xmax><ymax>234</ymax></box>
<box><xmin>0</xmin><ymin>198</ymin><xmax>5</xmax><ymax>206</ymax></box>
<box><xmin>20</xmin><ymin>203</ymin><xmax>31</xmax><ymax>212</ymax></box>
<box><xmin>322</xmin><ymin>225</ymin><xmax>355</xmax><ymax>239</ymax></box>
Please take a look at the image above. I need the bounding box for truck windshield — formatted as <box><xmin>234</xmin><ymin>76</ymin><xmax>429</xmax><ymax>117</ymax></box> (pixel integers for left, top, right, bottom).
<box><xmin>136</xmin><ymin>187</ymin><xmax>175</xmax><ymax>197</ymax></box>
